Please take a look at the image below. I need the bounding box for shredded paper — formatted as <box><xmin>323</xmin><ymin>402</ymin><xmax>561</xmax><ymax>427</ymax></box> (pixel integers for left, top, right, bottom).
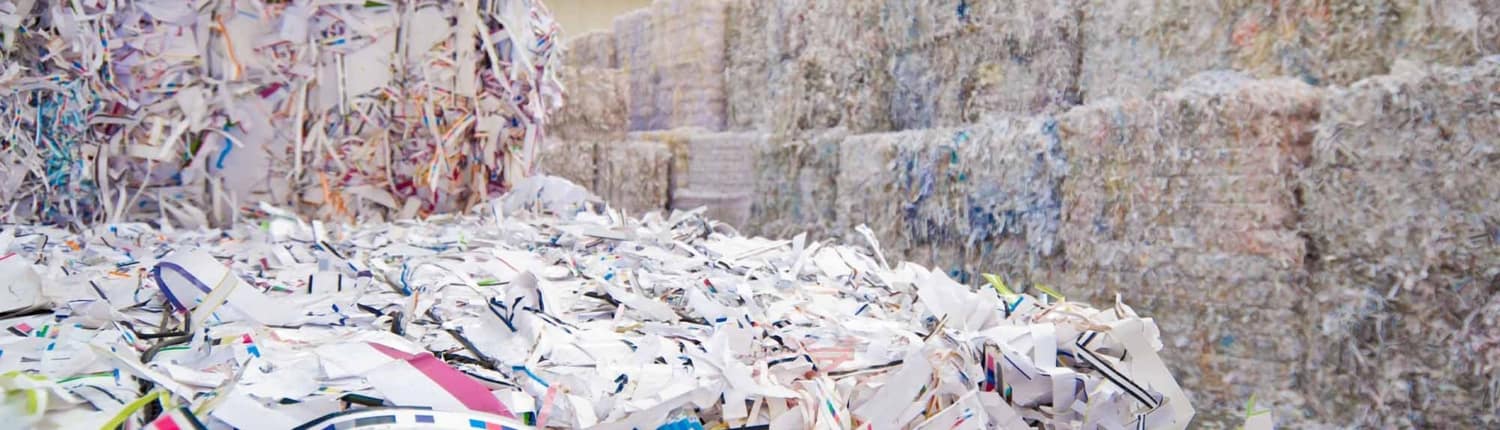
<box><xmin>0</xmin><ymin>176</ymin><xmax>1192</xmax><ymax>429</ymax></box>
<box><xmin>0</xmin><ymin>0</ymin><xmax>563</xmax><ymax>227</ymax></box>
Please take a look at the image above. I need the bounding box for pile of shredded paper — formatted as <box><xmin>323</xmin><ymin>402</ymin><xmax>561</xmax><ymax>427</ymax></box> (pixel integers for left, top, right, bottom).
<box><xmin>0</xmin><ymin>0</ymin><xmax>562</xmax><ymax>227</ymax></box>
<box><xmin>0</xmin><ymin>177</ymin><xmax>1192</xmax><ymax>429</ymax></box>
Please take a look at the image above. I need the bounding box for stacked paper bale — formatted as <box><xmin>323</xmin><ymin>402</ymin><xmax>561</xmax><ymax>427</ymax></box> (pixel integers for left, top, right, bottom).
<box><xmin>627</xmin><ymin>129</ymin><xmax>697</xmax><ymax>198</ymax></box>
<box><xmin>595</xmin><ymin>140</ymin><xmax>672</xmax><ymax>215</ymax></box>
<box><xmin>649</xmin><ymin>0</ymin><xmax>729</xmax><ymax>131</ymax></box>
<box><xmin>564</xmin><ymin>30</ymin><xmax>618</xmax><ymax>69</ymax></box>
<box><xmin>1080</xmin><ymin>0</ymin><xmax>1500</xmax><ymax>101</ymax></box>
<box><xmin>885</xmin><ymin>0</ymin><xmax>1083</xmax><ymax>129</ymax></box>
<box><xmin>1076</xmin><ymin>0</ymin><xmax>1234</xmax><ymax>100</ymax></box>
<box><xmin>746</xmin><ymin>130</ymin><xmax>846</xmax><ymax>238</ymax></box>
<box><xmin>833</xmin><ymin>129</ymin><xmax>926</xmax><ymax>254</ymax></box>
<box><xmin>550</xmin><ymin>67</ymin><xmax>628</xmax><ymax>142</ymax></box>
<box><xmin>1058</xmin><ymin>73</ymin><xmax>1323</xmax><ymax>422</ymax></box>
<box><xmin>767</xmin><ymin>0</ymin><xmax>893</xmax><ymax>134</ymax></box>
<box><xmin>835</xmin><ymin>118</ymin><xmax>1067</xmax><ymax>285</ymax></box>
<box><xmin>669</xmin><ymin>133</ymin><xmax>767</xmax><ymax>227</ymax></box>
<box><xmin>614</xmin><ymin>9</ymin><xmax>659</xmax><ymax>131</ymax></box>
<box><xmin>1299</xmin><ymin>58</ymin><xmax>1500</xmax><ymax>428</ymax></box>
<box><xmin>723</xmin><ymin>0</ymin><xmax>775</xmax><ymax>131</ymax></box>
<box><xmin>536</xmin><ymin>140</ymin><xmax>599</xmax><ymax>191</ymax></box>
<box><xmin>1224</xmin><ymin>1</ymin><xmax>1499</xmax><ymax>86</ymax></box>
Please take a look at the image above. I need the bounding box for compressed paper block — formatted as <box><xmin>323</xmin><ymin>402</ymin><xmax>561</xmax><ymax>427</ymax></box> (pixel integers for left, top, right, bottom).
<box><xmin>1225</xmin><ymin>0</ymin><xmax>1500</xmax><ymax>86</ymax></box>
<box><xmin>835</xmin><ymin>118</ymin><xmax>1067</xmax><ymax>285</ymax></box>
<box><xmin>668</xmin><ymin>131</ymin><xmax>761</xmax><ymax>229</ymax></box>
<box><xmin>1079</xmin><ymin>0</ymin><xmax>1500</xmax><ymax>100</ymax></box>
<box><xmin>536</xmin><ymin>139</ymin><xmax>599</xmax><ymax>191</ymax></box>
<box><xmin>671</xmin><ymin>189</ymin><xmax>753</xmax><ymax>228</ymax></box>
<box><xmin>681</xmin><ymin>132</ymin><xmax>765</xmax><ymax>193</ymax></box>
<box><xmin>626</xmin><ymin>0</ymin><xmax>728</xmax><ymax>132</ymax></box>
<box><xmin>628</xmin><ymin>129</ymin><xmax>700</xmax><ymax>197</ymax></box>
<box><xmin>834</xmin><ymin>129</ymin><xmax>923</xmax><ymax>257</ymax></box>
<box><xmin>596</xmin><ymin>140</ymin><xmax>671</xmax><ymax>215</ymax></box>
<box><xmin>614</xmin><ymin>9</ymin><xmax>659</xmax><ymax>131</ymax></box>
<box><xmin>1058</xmin><ymin>73</ymin><xmax>1323</xmax><ymax>425</ymax></box>
<box><xmin>551</xmin><ymin>67</ymin><xmax>629</xmax><ymax>141</ymax></box>
<box><xmin>886</xmin><ymin>0</ymin><xmax>1082</xmax><ymax>129</ymax></box>
<box><xmin>1299</xmin><ymin>57</ymin><xmax>1500</xmax><ymax>428</ymax></box>
<box><xmin>746</xmin><ymin>130</ymin><xmax>845</xmax><ymax>238</ymax></box>
<box><xmin>767</xmin><ymin>0</ymin><xmax>893</xmax><ymax>134</ymax></box>
<box><xmin>565</xmin><ymin>30</ymin><xmax>618</xmax><ymax>69</ymax></box>
<box><xmin>1077</xmin><ymin>0</ymin><xmax>1233</xmax><ymax>101</ymax></box>
<box><xmin>724</xmin><ymin>0</ymin><xmax>774</xmax><ymax>131</ymax></box>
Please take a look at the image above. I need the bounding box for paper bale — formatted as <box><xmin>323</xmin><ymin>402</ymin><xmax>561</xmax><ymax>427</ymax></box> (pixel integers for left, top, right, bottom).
<box><xmin>536</xmin><ymin>139</ymin><xmax>599</xmax><ymax>191</ymax></box>
<box><xmin>666</xmin><ymin>131</ymin><xmax>763</xmax><ymax>228</ymax></box>
<box><xmin>1058</xmin><ymin>73</ymin><xmax>1323</xmax><ymax>424</ymax></box>
<box><xmin>615</xmin><ymin>9</ymin><xmax>660</xmax><ymax>131</ymax></box>
<box><xmin>1079</xmin><ymin>0</ymin><xmax>1500</xmax><ymax>100</ymax></box>
<box><xmin>645</xmin><ymin>0</ymin><xmax>732</xmax><ymax>131</ymax></box>
<box><xmin>628</xmin><ymin>129</ymin><xmax>699</xmax><ymax>196</ymax></box>
<box><xmin>596</xmin><ymin>140</ymin><xmax>672</xmax><ymax>215</ymax></box>
<box><xmin>835</xmin><ymin>118</ymin><xmax>1067</xmax><ymax>285</ymax></box>
<box><xmin>724</xmin><ymin>0</ymin><xmax>775</xmax><ymax>131</ymax></box>
<box><xmin>565</xmin><ymin>30</ymin><xmax>618</xmax><ymax>69</ymax></box>
<box><xmin>886</xmin><ymin>0</ymin><xmax>1083</xmax><ymax>129</ymax></box>
<box><xmin>747</xmin><ymin>130</ymin><xmax>845</xmax><ymax>238</ymax></box>
<box><xmin>552</xmin><ymin>67</ymin><xmax>629</xmax><ymax>141</ymax></box>
<box><xmin>768</xmin><ymin>0</ymin><xmax>893</xmax><ymax>134</ymax></box>
<box><xmin>1299</xmin><ymin>57</ymin><xmax>1500</xmax><ymax>428</ymax></box>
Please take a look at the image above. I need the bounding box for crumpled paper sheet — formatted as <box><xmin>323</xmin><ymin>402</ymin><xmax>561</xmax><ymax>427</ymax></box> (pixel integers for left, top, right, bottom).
<box><xmin>0</xmin><ymin>175</ymin><xmax>1193</xmax><ymax>429</ymax></box>
<box><xmin>0</xmin><ymin>0</ymin><xmax>563</xmax><ymax>227</ymax></box>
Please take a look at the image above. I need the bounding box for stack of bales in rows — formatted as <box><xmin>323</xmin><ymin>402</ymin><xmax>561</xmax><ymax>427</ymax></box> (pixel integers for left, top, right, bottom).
<box><xmin>1058</xmin><ymin>74</ymin><xmax>1323</xmax><ymax>418</ymax></box>
<box><xmin>1080</xmin><ymin>0</ymin><xmax>1499</xmax><ymax>100</ymax></box>
<box><xmin>1299</xmin><ymin>58</ymin><xmax>1500</xmax><ymax>428</ymax></box>
<box><xmin>835</xmin><ymin>118</ymin><xmax>1069</xmax><ymax>284</ymax></box>
<box><xmin>884</xmin><ymin>0</ymin><xmax>1084</xmax><ymax>129</ymax></box>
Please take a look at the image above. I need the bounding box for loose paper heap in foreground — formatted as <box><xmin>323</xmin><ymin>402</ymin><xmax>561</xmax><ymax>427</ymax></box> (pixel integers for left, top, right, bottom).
<box><xmin>0</xmin><ymin>177</ymin><xmax>1191</xmax><ymax>429</ymax></box>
